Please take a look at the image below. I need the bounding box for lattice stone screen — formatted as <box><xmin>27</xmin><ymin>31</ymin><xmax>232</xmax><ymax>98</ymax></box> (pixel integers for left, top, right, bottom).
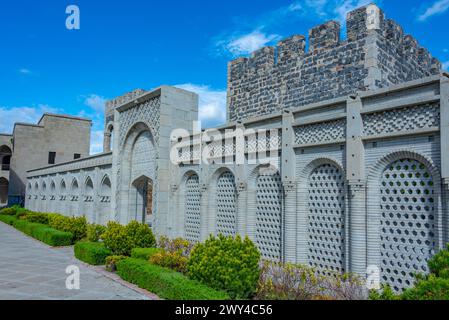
<box><xmin>307</xmin><ymin>164</ymin><xmax>346</xmax><ymax>275</ymax></box>
<box><xmin>363</xmin><ymin>103</ymin><xmax>440</xmax><ymax>137</ymax></box>
<box><xmin>216</xmin><ymin>172</ymin><xmax>237</xmax><ymax>237</ymax></box>
<box><xmin>184</xmin><ymin>175</ymin><xmax>201</xmax><ymax>242</ymax></box>
<box><xmin>380</xmin><ymin>159</ymin><xmax>436</xmax><ymax>292</ymax></box>
<box><xmin>256</xmin><ymin>173</ymin><xmax>283</xmax><ymax>260</ymax></box>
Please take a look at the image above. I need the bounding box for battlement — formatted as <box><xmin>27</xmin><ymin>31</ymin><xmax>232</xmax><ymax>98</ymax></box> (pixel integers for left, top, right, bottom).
<box><xmin>228</xmin><ymin>4</ymin><xmax>441</xmax><ymax>121</ymax></box>
<box><xmin>227</xmin><ymin>4</ymin><xmax>442</xmax><ymax>122</ymax></box>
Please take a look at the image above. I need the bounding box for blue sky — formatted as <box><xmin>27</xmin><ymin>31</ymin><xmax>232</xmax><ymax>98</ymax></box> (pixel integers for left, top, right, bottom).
<box><xmin>1</xmin><ymin>0</ymin><xmax>449</xmax><ymax>154</ymax></box>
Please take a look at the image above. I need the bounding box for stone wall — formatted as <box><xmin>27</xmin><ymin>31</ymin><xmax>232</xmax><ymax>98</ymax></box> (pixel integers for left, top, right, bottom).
<box><xmin>227</xmin><ymin>4</ymin><xmax>441</xmax><ymax>123</ymax></box>
<box><xmin>170</xmin><ymin>75</ymin><xmax>449</xmax><ymax>292</ymax></box>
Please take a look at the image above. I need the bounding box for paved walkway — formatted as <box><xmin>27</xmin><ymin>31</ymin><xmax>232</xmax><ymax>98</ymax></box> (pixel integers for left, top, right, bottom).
<box><xmin>0</xmin><ymin>222</ymin><xmax>152</xmax><ymax>300</ymax></box>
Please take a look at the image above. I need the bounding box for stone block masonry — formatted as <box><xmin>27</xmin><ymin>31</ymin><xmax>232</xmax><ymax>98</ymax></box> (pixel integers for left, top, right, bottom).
<box><xmin>227</xmin><ymin>4</ymin><xmax>441</xmax><ymax>123</ymax></box>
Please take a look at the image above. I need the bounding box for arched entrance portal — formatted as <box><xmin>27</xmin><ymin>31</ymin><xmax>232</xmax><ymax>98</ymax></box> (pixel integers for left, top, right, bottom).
<box><xmin>0</xmin><ymin>178</ymin><xmax>8</xmax><ymax>206</ymax></box>
<box><xmin>131</xmin><ymin>176</ymin><xmax>153</xmax><ymax>224</ymax></box>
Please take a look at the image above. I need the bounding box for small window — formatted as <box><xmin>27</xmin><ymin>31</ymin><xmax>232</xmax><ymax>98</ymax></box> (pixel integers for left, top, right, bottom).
<box><xmin>74</xmin><ymin>154</ymin><xmax>81</xmax><ymax>160</ymax></box>
<box><xmin>48</xmin><ymin>152</ymin><xmax>56</xmax><ymax>165</ymax></box>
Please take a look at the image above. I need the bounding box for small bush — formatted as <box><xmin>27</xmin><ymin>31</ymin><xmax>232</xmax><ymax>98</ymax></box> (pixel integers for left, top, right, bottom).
<box><xmin>256</xmin><ymin>261</ymin><xmax>367</xmax><ymax>300</ymax></box>
<box><xmin>22</xmin><ymin>212</ymin><xmax>49</xmax><ymax>225</ymax></box>
<box><xmin>428</xmin><ymin>244</ymin><xmax>449</xmax><ymax>279</ymax></box>
<box><xmin>125</xmin><ymin>220</ymin><xmax>156</xmax><ymax>251</ymax></box>
<box><xmin>131</xmin><ymin>247</ymin><xmax>162</xmax><ymax>260</ymax></box>
<box><xmin>158</xmin><ymin>236</ymin><xmax>194</xmax><ymax>257</ymax></box>
<box><xmin>74</xmin><ymin>242</ymin><xmax>112</xmax><ymax>265</ymax></box>
<box><xmin>369</xmin><ymin>285</ymin><xmax>401</xmax><ymax>300</ymax></box>
<box><xmin>187</xmin><ymin>234</ymin><xmax>261</xmax><ymax>299</ymax></box>
<box><xmin>102</xmin><ymin>221</ymin><xmax>156</xmax><ymax>256</ymax></box>
<box><xmin>150</xmin><ymin>250</ymin><xmax>189</xmax><ymax>274</ymax></box>
<box><xmin>48</xmin><ymin>215</ymin><xmax>87</xmax><ymax>242</ymax></box>
<box><xmin>0</xmin><ymin>207</ymin><xmax>17</xmax><ymax>216</ymax></box>
<box><xmin>12</xmin><ymin>219</ymin><xmax>73</xmax><ymax>246</ymax></box>
<box><xmin>255</xmin><ymin>261</ymin><xmax>322</xmax><ymax>300</ymax></box>
<box><xmin>116</xmin><ymin>258</ymin><xmax>229</xmax><ymax>300</ymax></box>
<box><xmin>87</xmin><ymin>224</ymin><xmax>107</xmax><ymax>242</ymax></box>
<box><xmin>402</xmin><ymin>275</ymin><xmax>449</xmax><ymax>300</ymax></box>
<box><xmin>0</xmin><ymin>214</ymin><xmax>18</xmax><ymax>225</ymax></box>
<box><xmin>105</xmin><ymin>255</ymin><xmax>127</xmax><ymax>272</ymax></box>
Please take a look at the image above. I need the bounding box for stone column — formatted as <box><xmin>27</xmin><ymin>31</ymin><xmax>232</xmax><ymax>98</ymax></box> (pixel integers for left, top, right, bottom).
<box><xmin>283</xmin><ymin>181</ymin><xmax>297</xmax><ymax>263</ymax></box>
<box><xmin>346</xmin><ymin>96</ymin><xmax>367</xmax><ymax>276</ymax></box>
<box><xmin>199</xmin><ymin>181</ymin><xmax>210</xmax><ymax>242</ymax></box>
<box><xmin>236</xmin><ymin>182</ymin><xmax>247</xmax><ymax>236</ymax></box>
<box><xmin>104</xmin><ymin>132</ymin><xmax>112</xmax><ymax>153</ymax></box>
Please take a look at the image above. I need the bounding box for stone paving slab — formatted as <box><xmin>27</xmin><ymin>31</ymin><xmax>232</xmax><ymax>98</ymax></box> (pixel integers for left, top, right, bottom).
<box><xmin>0</xmin><ymin>222</ymin><xmax>154</xmax><ymax>300</ymax></box>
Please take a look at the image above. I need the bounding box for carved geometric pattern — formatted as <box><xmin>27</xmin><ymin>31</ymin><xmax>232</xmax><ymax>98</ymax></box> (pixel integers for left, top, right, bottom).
<box><xmin>256</xmin><ymin>173</ymin><xmax>283</xmax><ymax>260</ymax></box>
<box><xmin>185</xmin><ymin>175</ymin><xmax>201</xmax><ymax>242</ymax></box>
<box><xmin>245</xmin><ymin>132</ymin><xmax>282</xmax><ymax>153</ymax></box>
<box><xmin>307</xmin><ymin>164</ymin><xmax>346</xmax><ymax>276</ymax></box>
<box><xmin>380</xmin><ymin>158</ymin><xmax>436</xmax><ymax>292</ymax></box>
<box><xmin>118</xmin><ymin>96</ymin><xmax>161</xmax><ymax>147</ymax></box>
<box><xmin>216</xmin><ymin>172</ymin><xmax>237</xmax><ymax>237</ymax></box>
<box><xmin>363</xmin><ymin>103</ymin><xmax>440</xmax><ymax>137</ymax></box>
<box><xmin>295</xmin><ymin>119</ymin><xmax>346</xmax><ymax>145</ymax></box>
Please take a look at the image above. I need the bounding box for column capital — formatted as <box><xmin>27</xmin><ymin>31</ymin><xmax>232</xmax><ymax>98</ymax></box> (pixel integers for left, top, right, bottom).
<box><xmin>237</xmin><ymin>182</ymin><xmax>247</xmax><ymax>194</ymax></box>
<box><xmin>283</xmin><ymin>181</ymin><xmax>297</xmax><ymax>194</ymax></box>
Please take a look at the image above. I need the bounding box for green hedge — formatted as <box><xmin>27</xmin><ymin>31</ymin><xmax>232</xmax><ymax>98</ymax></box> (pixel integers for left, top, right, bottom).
<box><xmin>116</xmin><ymin>258</ymin><xmax>229</xmax><ymax>300</ymax></box>
<box><xmin>0</xmin><ymin>215</ymin><xmax>18</xmax><ymax>225</ymax></box>
<box><xmin>74</xmin><ymin>242</ymin><xmax>112</xmax><ymax>266</ymax></box>
<box><xmin>12</xmin><ymin>219</ymin><xmax>73</xmax><ymax>246</ymax></box>
<box><xmin>131</xmin><ymin>248</ymin><xmax>162</xmax><ymax>260</ymax></box>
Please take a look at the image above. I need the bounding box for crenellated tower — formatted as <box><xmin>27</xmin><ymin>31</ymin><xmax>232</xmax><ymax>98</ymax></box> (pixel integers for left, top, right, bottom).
<box><xmin>227</xmin><ymin>4</ymin><xmax>442</xmax><ymax>122</ymax></box>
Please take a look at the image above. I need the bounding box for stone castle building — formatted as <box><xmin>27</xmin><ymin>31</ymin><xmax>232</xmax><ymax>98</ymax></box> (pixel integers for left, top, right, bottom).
<box><xmin>0</xmin><ymin>114</ymin><xmax>91</xmax><ymax>207</ymax></box>
<box><xmin>19</xmin><ymin>4</ymin><xmax>449</xmax><ymax>292</ymax></box>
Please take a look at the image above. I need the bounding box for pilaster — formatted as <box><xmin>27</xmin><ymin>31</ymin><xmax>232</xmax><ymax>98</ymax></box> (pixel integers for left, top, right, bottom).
<box><xmin>281</xmin><ymin>111</ymin><xmax>297</xmax><ymax>263</ymax></box>
<box><xmin>346</xmin><ymin>96</ymin><xmax>367</xmax><ymax>275</ymax></box>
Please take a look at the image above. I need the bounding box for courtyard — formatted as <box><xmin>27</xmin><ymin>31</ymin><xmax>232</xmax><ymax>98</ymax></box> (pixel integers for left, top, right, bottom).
<box><xmin>0</xmin><ymin>222</ymin><xmax>154</xmax><ymax>300</ymax></box>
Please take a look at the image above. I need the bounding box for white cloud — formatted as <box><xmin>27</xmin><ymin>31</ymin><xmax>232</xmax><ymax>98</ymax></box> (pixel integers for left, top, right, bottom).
<box><xmin>0</xmin><ymin>104</ymin><xmax>59</xmax><ymax>133</ymax></box>
<box><xmin>175</xmin><ymin>84</ymin><xmax>227</xmax><ymax>128</ymax></box>
<box><xmin>226</xmin><ymin>31</ymin><xmax>281</xmax><ymax>56</ymax></box>
<box><xmin>90</xmin><ymin>130</ymin><xmax>104</xmax><ymax>155</ymax></box>
<box><xmin>19</xmin><ymin>68</ymin><xmax>31</xmax><ymax>75</ymax></box>
<box><xmin>442</xmin><ymin>61</ymin><xmax>449</xmax><ymax>71</ymax></box>
<box><xmin>214</xmin><ymin>0</ymin><xmax>379</xmax><ymax>57</ymax></box>
<box><xmin>84</xmin><ymin>94</ymin><xmax>106</xmax><ymax>114</ymax></box>
<box><xmin>418</xmin><ymin>0</ymin><xmax>449</xmax><ymax>21</ymax></box>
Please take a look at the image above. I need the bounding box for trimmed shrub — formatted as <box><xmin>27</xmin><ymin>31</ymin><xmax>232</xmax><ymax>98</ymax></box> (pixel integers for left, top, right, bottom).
<box><xmin>22</xmin><ymin>212</ymin><xmax>49</xmax><ymax>225</ymax></box>
<box><xmin>48</xmin><ymin>215</ymin><xmax>87</xmax><ymax>242</ymax></box>
<box><xmin>402</xmin><ymin>275</ymin><xmax>449</xmax><ymax>300</ymax></box>
<box><xmin>12</xmin><ymin>219</ymin><xmax>73</xmax><ymax>246</ymax></box>
<box><xmin>105</xmin><ymin>255</ymin><xmax>127</xmax><ymax>272</ymax></box>
<box><xmin>102</xmin><ymin>221</ymin><xmax>156</xmax><ymax>256</ymax></box>
<box><xmin>116</xmin><ymin>258</ymin><xmax>229</xmax><ymax>300</ymax></box>
<box><xmin>131</xmin><ymin>247</ymin><xmax>162</xmax><ymax>260</ymax></box>
<box><xmin>0</xmin><ymin>214</ymin><xmax>17</xmax><ymax>225</ymax></box>
<box><xmin>428</xmin><ymin>244</ymin><xmax>449</xmax><ymax>279</ymax></box>
<box><xmin>187</xmin><ymin>235</ymin><xmax>261</xmax><ymax>299</ymax></box>
<box><xmin>74</xmin><ymin>242</ymin><xmax>112</xmax><ymax>265</ymax></box>
<box><xmin>0</xmin><ymin>207</ymin><xmax>17</xmax><ymax>216</ymax></box>
<box><xmin>87</xmin><ymin>224</ymin><xmax>107</xmax><ymax>242</ymax></box>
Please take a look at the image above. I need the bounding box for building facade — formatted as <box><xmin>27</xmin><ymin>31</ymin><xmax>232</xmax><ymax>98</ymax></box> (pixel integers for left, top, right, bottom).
<box><xmin>24</xmin><ymin>4</ymin><xmax>449</xmax><ymax>292</ymax></box>
<box><xmin>0</xmin><ymin>114</ymin><xmax>91</xmax><ymax>206</ymax></box>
